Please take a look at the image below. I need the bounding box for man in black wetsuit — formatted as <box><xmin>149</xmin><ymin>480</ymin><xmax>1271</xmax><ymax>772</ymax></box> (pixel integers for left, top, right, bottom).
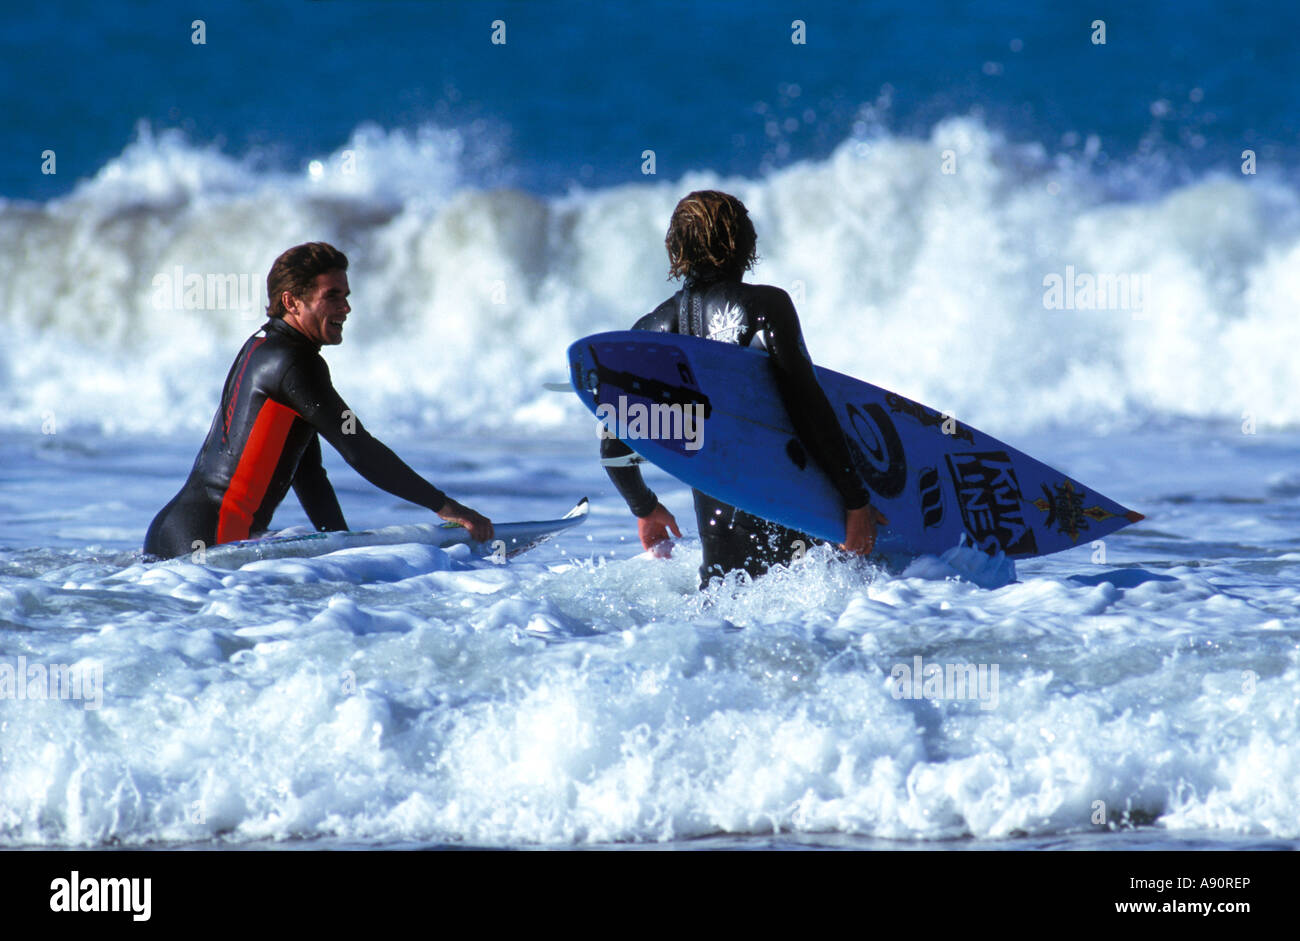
<box><xmin>601</xmin><ymin>191</ymin><xmax>887</xmax><ymax>587</ymax></box>
<box><xmin>144</xmin><ymin>242</ymin><xmax>492</xmax><ymax>559</ymax></box>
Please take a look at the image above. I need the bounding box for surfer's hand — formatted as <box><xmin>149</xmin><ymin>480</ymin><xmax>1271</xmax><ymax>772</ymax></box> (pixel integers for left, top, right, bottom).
<box><xmin>638</xmin><ymin>503</ymin><xmax>681</xmax><ymax>557</ymax></box>
<box><xmin>842</xmin><ymin>504</ymin><xmax>888</xmax><ymax>556</ymax></box>
<box><xmin>439</xmin><ymin>500</ymin><xmax>494</xmax><ymax>542</ymax></box>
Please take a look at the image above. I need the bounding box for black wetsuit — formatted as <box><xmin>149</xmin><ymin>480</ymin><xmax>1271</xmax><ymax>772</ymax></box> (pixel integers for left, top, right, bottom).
<box><xmin>144</xmin><ymin>318</ymin><xmax>448</xmax><ymax>559</ymax></box>
<box><xmin>602</xmin><ymin>275</ymin><xmax>869</xmax><ymax>586</ymax></box>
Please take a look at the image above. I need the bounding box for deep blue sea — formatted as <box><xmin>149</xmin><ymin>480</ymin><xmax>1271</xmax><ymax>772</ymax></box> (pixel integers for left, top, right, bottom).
<box><xmin>2</xmin><ymin>1</ymin><xmax>1299</xmax><ymax>853</ymax></box>
<box><xmin>5</xmin><ymin>0</ymin><xmax>1298</xmax><ymax>202</ymax></box>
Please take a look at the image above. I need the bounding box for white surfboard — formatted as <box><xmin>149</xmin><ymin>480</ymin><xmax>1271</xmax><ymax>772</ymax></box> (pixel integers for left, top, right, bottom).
<box><xmin>165</xmin><ymin>498</ymin><xmax>589</xmax><ymax>569</ymax></box>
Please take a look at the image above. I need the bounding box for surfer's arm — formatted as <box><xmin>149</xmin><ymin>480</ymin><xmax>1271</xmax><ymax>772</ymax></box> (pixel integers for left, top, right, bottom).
<box><xmin>601</xmin><ymin>436</ymin><xmax>659</xmax><ymax>517</ymax></box>
<box><xmin>601</xmin><ymin>299</ymin><xmax>682</xmax><ymax>517</ymax></box>
<box><xmin>602</xmin><ymin>437</ymin><xmax>681</xmax><ymax>551</ymax></box>
<box><xmin>595</xmin><ymin>300</ymin><xmax>684</xmax><ymax>550</ymax></box>
<box><xmin>758</xmin><ymin>289</ymin><xmax>870</xmax><ymax>510</ymax></box>
<box><xmin>280</xmin><ymin>359</ymin><xmax>493</xmax><ymax>540</ymax></box>
<box><xmin>599</xmin><ymin>298</ymin><xmax>681</xmax><ymax>517</ymax></box>
<box><xmin>291</xmin><ymin>433</ymin><xmax>348</xmax><ymax>532</ymax></box>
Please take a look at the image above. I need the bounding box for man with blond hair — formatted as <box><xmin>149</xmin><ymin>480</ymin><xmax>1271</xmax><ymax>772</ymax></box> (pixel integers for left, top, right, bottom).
<box><xmin>601</xmin><ymin>191</ymin><xmax>885</xmax><ymax>587</ymax></box>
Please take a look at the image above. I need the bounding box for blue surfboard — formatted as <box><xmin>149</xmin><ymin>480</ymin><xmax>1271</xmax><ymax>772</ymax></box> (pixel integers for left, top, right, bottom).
<box><xmin>568</xmin><ymin>332</ymin><xmax>1143</xmax><ymax>562</ymax></box>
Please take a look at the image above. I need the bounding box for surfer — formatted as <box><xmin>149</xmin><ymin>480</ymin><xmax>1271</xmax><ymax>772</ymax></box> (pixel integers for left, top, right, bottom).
<box><xmin>143</xmin><ymin>242</ymin><xmax>492</xmax><ymax>559</ymax></box>
<box><xmin>602</xmin><ymin>190</ymin><xmax>887</xmax><ymax>586</ymax></box>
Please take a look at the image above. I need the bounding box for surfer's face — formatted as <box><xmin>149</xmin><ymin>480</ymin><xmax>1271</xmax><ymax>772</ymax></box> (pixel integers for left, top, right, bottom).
<box><xmin>283</xmin><ymin>270</ymin><xmax>350</xmax><ymax>346</ymax></box>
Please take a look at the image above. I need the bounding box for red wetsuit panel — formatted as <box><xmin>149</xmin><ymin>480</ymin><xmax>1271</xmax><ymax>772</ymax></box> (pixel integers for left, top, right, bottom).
<box><xmin>216</xmin><ymin>400</ymin><xmax>301</xmax><ymax>543</ymax></box>
<box><xmin>145</xmin><ymin>318</ymin><xmax>449</xmax><ymax>559</ymax></box>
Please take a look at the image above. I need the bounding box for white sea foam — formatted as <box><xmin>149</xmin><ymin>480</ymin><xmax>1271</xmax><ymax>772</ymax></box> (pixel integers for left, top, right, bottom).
<box><xmin>3</xmin><ymin>119</ymin><xmax>1298</xmax><ymax>436</ymax></box>
<box><xmin>0</xmin><ymin>427</ymin><xmax>1297</xmax><ymax>848</ymax></box>
<box><xmin>1</xmin><ymin>519</ymin><xmax>1296</xmax><ymax>847</ymax></box>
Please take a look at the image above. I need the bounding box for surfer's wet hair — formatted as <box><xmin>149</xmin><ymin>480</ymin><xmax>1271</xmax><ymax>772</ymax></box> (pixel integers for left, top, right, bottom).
<box><xmin>266</xmin><ymin>242</ymin><xmax>349</xmax><ymax>319</ymax></box>
<box><xmin>665</xmin><ymin>190</ymin><xmax>758</xmax><ymax>281</ymax></box>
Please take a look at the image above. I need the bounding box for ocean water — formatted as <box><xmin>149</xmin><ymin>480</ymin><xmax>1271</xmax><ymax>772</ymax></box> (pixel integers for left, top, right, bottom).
<box><xmin>1</xmin><ymin>426</ymin><xmax>1298</xmax><ymax>849</ymax></box>
<box><xmin>2</xmin><ymin>1</ymin><xmax>1298</xmax><ymax>849</ymax></box>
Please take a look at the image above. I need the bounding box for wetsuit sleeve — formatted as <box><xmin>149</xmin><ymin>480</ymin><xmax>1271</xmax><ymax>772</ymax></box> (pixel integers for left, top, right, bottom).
<box><xmin>758</xmin><ymin>289</ymin><xmax>870</xmax><ymax>509</ymax></box>
<box><xmin>279</xmin><ymin>357</ymin><xmax>449</xmax><ymax>514</ymax></box>
<box><xmin>602</xmin><ymin>437</ymin><xmax>659</xmax><ymax>517</ymax></box>
<box><xmin>291</xmin><ymin>432</ymin><xmax>348</xmax><ymax>532</ymax></box>
<box><xmin>601</xmin><ymin>301</ymin><xmax>678</xmax><ymax>517</ymax></box>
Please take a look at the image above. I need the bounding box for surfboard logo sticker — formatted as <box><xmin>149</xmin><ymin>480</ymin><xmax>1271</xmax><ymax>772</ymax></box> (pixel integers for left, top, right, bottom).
<box><xmin>944</xmin><ymin>451</ymin><xmax>1039</xmax><ymax>556</ymax></box>
<box><xmin>586</xmin><ymin>343</ymin><xmax>711</xmax><ymax>410</ymax></box>
<box><xmin>885</xmin><ymin>391</ymin><xmax>975</xmax><ymax>446</ymax></box>
<box><xmin>1032</xmin><ymin>479</ymin><xmax>1128</xmax><ymax>542</ymax></box>
<box><xmin>585</xmin><ymin>342</ymin><xmax>712</xmax><ymax>457</ymax></box>
<box><xmin>843</xmin><ymin>402</ymin><xmax>907</xmax><ymax>498</ymax></box>
<box><xmin>918</xmin><ymin>466</ymin><xmax>944</xmax><ymax>528</ymax></box>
